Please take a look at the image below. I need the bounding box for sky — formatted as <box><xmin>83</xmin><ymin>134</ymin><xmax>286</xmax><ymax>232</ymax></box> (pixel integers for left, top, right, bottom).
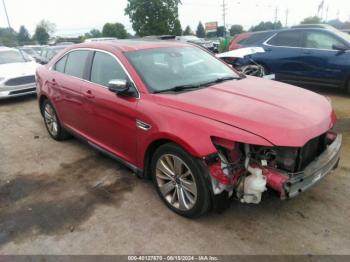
<box><xmin>0</xmin><ymin>0</ymin><xmax>350</xmax><ymax>37</ymax></box>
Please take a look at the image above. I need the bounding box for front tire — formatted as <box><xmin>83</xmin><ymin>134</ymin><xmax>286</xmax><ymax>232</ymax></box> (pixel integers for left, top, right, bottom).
<box><xmin>42</xmin><ymin>100</ymin><xmax>70</xmax><ymax>141</ymax></box>
<box><xmin>151</xmin><ymin>143</ymin><xmax>211</xmax><ymax>218</ymax></box>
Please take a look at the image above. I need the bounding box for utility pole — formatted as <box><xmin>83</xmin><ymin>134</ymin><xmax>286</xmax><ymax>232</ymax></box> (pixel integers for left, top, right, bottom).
<box><xmin>285</xmin><ymin>8</ymin><xmax>289</xmax><ymax>27</ymax></box>
<box><xmin>274</xmin><ymin>7</ymin><xmax>279</xmax><ymax>29</ymax></box>
<box><xmin>2</xmin><ymin>0</ymin><xmax>11</xmax><ymax>29</ymax></box>
<box><xmin>222</xmin><ymin>0</ymin><xmax>227</xmax><ymax>37</ymax></box>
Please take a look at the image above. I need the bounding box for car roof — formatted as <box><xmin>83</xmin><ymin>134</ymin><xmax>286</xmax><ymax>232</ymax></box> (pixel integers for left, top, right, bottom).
<box><xmin>291</xmin><ymin>24</ymin><xmax>336</xmax><ymax>30</ymax></box>
<box><xmin>244</xmin><ymin>27</ymin><xmax>339</xmax><ymax>36</ymax></box>
<box><xmin>70</xmin><ymin>40</ymin><xmax>192</xmax><ymax>52</ymax></box>
<box><xmin>0</xmin><ymin>46</ymin><xmax>16</xmax><ymax>52</ymax></box>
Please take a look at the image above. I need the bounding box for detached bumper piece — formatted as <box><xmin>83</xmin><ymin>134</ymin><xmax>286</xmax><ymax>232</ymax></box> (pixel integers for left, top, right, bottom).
<box><xmin>283</xmin><ymin>134</ymin><xmax>342</xmax><ymax>199</ymax></box>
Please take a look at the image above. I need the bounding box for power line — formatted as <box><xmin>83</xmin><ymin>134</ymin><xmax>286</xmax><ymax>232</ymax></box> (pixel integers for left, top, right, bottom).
<box><xmin>2</xmin><ymin>0</ymin><xmax>11</xmax><ymax>28</ymax></box>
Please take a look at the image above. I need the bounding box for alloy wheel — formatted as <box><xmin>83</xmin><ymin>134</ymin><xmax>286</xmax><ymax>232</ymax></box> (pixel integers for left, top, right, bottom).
<box><xmin>44</xmin><ymin>103</ymin><xmax>58</xmax><ymax>137</ymax></box>
<box><xmin>240</xmin><ymin>64</ymin><xmax>265</xmax><ymax>77</ymax></box>
<box><xmin>155</xmin><ymin>154</ymin><xmax>198</xmax><ymax>211</ymax></box>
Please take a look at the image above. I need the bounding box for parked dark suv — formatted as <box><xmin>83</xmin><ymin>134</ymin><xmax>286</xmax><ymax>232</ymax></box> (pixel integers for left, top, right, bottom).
<box><xmin>230</xmin><ymin>28</ymin><xmax>350</xmax><ymax>92</ymax></box>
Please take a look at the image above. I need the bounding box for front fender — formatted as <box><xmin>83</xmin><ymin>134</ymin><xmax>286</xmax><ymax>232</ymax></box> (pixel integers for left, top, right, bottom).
<box><xmin>136</xmin><ymin>99</ymin><xmax>273</xmax><ymax>168</ymax></box>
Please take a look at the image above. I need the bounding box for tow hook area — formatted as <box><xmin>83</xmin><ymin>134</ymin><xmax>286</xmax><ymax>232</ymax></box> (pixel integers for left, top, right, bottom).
<box><xmin>205</xmin><ymin>133</ymin><xmax>342</xmax><ymax>206</ymax></box>
<box><xmin>204</xmin><ymin>143</ymin><xmax>285</xmax><ymax>205</ymax></box>
<box><xmin>236</xmin><ymin>166</ymin><xmax>267</xmax><ymax>204</ymax></box>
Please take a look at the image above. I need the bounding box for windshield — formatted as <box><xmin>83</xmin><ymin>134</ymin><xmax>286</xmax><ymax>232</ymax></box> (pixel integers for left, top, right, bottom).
<box><xmin>126</xmin><ymin>47</ymin><xmax>239</xmax><ymax>93</ymax></box>
<box><xmin>0</xmin><ymin>50</ymin><xmax>30</xmax><ymax>64</ymax></box>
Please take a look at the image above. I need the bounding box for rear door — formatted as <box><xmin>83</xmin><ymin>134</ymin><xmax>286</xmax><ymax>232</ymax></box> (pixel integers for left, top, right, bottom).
<box><xmin>259</xmin><ymin>30</ymin><xmax>304</xmax><ymax>83</ymax></box>
<box><xmin>81</xmin><ymin>50</ymin><xmax>139</xmax><ymax>165</ymax></box>
<box><xmin>298</xmin><ymin>29</ymin><xmax>349</xmax><ymax>88</ymax></box>
<box><xmin>51</xmin><ymin>50</ymin><xmax>90</xmax><ymax>134</ymax></box>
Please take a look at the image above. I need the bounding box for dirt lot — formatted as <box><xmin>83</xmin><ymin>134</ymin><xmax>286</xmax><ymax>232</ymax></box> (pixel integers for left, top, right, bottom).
<box><xmin>0</xmin><ymin>90</ymin><xmax>349</xmax><ymax>255</ymax></box>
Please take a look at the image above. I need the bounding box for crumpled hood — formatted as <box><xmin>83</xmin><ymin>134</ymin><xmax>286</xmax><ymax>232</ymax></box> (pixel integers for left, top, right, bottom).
<box><xmin>153</xmin><ymin>77</ymin><xmax>334</xmax><ymax>147</ymax></box>
<box><xmin>0</xmin><ymin>62</ymin><xmax>38</xmax><ymax>79</ymax></box>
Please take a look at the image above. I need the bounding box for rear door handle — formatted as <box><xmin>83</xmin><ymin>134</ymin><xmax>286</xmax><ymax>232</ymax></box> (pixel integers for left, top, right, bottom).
<box><xmin>84</xmin><ymin>90</ymin><xmax>95</xmax><ymax>99</ymax></box>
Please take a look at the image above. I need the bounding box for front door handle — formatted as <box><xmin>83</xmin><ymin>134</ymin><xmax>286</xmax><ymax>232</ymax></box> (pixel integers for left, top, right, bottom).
<box><xmin>84</xmin><ymin>90</ymin><xmax>95</xmax><ymax>99</ymax></box>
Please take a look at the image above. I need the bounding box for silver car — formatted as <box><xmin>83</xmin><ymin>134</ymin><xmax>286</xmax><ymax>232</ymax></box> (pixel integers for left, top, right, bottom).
<box><xmin>0</xmin><ymin>47</ymin><xmax>38</xmax><ymax>99</ymax></box>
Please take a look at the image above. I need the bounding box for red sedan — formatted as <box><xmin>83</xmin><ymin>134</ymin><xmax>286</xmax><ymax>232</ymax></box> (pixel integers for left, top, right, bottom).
<box><xmin>36</xmin><ymin>41</ymin><xmax>342</xmax><ymax>217</ymax></box>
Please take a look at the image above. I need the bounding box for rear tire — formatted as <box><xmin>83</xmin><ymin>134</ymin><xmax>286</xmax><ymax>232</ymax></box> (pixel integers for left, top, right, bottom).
<box><xmin>42</xmin><ymin>100</ymin><xmax>70</xmax><ymax>141</ymax></box>
<box><xmin>151</xmin><ymin>143</ymin><xmax>211</xmax><ymax>218</ymax></box>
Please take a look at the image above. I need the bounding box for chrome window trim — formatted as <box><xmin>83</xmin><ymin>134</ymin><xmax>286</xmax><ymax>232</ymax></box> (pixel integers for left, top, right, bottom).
<box><xmin>263</xmin><ymin>31</ymin><xmax>350</xmax><ymax>52</ymax></box>
<box><xmin>49</xmin><ymin>47</ymin><xmax>141</xmax><ymax>99</ymax></box>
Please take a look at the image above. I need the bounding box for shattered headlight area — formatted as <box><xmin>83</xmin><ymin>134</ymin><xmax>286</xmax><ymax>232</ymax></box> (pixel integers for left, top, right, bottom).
<box><xmin>204</xmin><ymin>131</ymin><xmax>341</xmax><ymax>207</ymax></box>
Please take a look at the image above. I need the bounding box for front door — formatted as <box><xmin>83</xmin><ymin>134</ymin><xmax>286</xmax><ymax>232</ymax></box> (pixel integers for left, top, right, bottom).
<box><xmin>298</xmin><ymin>30</ymin><xmax>349</xmax><ymax>88</ymax></box>
<box><xmin>81</xmin><ymin>50</ymin><xmax>139</xmax><ymax>165</ymax></box>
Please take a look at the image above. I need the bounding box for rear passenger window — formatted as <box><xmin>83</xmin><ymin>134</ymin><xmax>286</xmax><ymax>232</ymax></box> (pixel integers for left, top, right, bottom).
<box><xmin>64</xmin><ymin>50</ymin><xmax>89</xmax><ymax>79</ymax></box>
<box><xmin>268</xmin><ymin>31</ymin><xmax>302</xmax><ymax>47</ymax></box>
<box><xmin>55</xmin><ymin>55</ymin><xmax>68</xmax><ymax>73</ymax></box>
<box><xmin>90</xmin><ymin>51</ymin><xmax>128</xmax><ymax>87</ymax></box>
<box><xmin>239</xmin><ymin>32</ymin><xmax>271</xmax><ymax>46</ymax></box>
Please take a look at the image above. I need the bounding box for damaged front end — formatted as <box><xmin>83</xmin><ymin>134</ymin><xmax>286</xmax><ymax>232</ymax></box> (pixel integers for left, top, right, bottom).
<box><xmin>204</xmin><ymin>131</ymin><xmax>342</xmax><ymax>209</ymax></box>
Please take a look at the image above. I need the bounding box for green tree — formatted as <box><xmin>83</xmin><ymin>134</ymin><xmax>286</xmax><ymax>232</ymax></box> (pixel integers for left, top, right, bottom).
<box><xmin>33</xmin><ymin>26</ymin><xmax>50</xmax><ymax>45</ymax></box>
<box><xmin>89</xmin><ymin>29</ymin><xmax>102</xmax><ymax>38</ymax></box>
<box><xmin>102</xmin><ymin>23</ymin><xmax>128</xmax><ymax>39</ymax></box>
<box><xmin>229</xmin><ymin>24</ymin><xmax>243</xmax><ymax>36</ymax></box>
<box><xmin>17</xmin><ymin>25</ymin><xmax>30</xmax><ymax>45</ymax></box>
<box><xmin>85</xmin><ymin>29</ymin><xmax>102</xmax><ymax>39</ymax></box>
<box><xmin>250</xmin><ymin>21</ymin><xmax>282</xmax><ymax>32</ymax></box>
<box><xmin>37</xmin><ymin>19</ymin><xmax>56</xmax><ymax>34</ymax></box>
<box><xmin>172</xmin><ymin>19</ymin><xmax>182</xmax><ymax>36</ymax></box>
<box><xmin>300</xmin><ymin>16</ymin><xmax>322</xmax><ymax>24</ymax></box>
<box><xmin>326</xmin><ymin>19</ymin><xmax>344</xmax><ymax>29</ymax></box>
<box><xmin>0</xmin><ymin>27</ymin><xmax>18</xmax><ymax>47</ymax></box>
<box><xmin>125</xmin><ymin>0</ymin><xmax>181</xmax><ymax>36</ymax></box>
<box><xmin>343</xmin><ymin>21</ymin><xmax>350</xmax><ymax>29</ymax></box>
<box><xmin>183</xmin><ymin>25</ymin><xmax>192</xmax><ymax>35</ymax></box>
<box><xmin>196</xmin><ymin>22</ymin><xmax>205</xmax><ymax>38</ymax></box>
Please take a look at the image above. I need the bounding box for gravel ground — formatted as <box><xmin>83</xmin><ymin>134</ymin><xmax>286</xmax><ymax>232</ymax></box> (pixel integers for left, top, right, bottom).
<box><xmin>0</xmin><ymin>90</ymin><xmax>349</xmax><ymax>255</ymax></box>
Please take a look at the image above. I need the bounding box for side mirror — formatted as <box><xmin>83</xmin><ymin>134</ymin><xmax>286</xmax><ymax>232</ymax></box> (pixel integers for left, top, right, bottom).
<box><xmin>108</xmin><ymin>79</ymin><xmax>130</xmax><ymax>95</ymax></box>
<box><xmin>332</xmin><ymin>44</ymin><xmax>348</xmax><ymax>52</ymax></box>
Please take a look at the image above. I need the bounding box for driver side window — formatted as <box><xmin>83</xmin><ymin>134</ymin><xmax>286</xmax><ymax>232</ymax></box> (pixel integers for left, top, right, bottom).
<box><xmin>305</xmin><ymin>32</ymin><xmax>343</xmax><ymax>50</ymax></box>
<box><xmin>90</xmin><ymin>51</ymin><xmax>128</xmax><ymax>87</ymax></box>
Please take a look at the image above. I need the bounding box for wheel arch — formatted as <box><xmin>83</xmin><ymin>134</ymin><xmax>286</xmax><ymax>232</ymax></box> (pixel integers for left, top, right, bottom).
<box><xmin>142</xmin><ymin>138</ymin><xmax>174</xmax><ymax>179</ymax></box>
<box><xmin>141</xmin><ymin>134</ymin><xmax>215</xmax><ymax>179</ymax></box>
<box><xmin>39</xmin><ymin>94</ymin><xmax>49</xmax><ymax>116</ymax></box>
<box><xmin>253</xmin><ymin>60</ymin><xmax>271</xmax><ymax>74</ymax></box>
